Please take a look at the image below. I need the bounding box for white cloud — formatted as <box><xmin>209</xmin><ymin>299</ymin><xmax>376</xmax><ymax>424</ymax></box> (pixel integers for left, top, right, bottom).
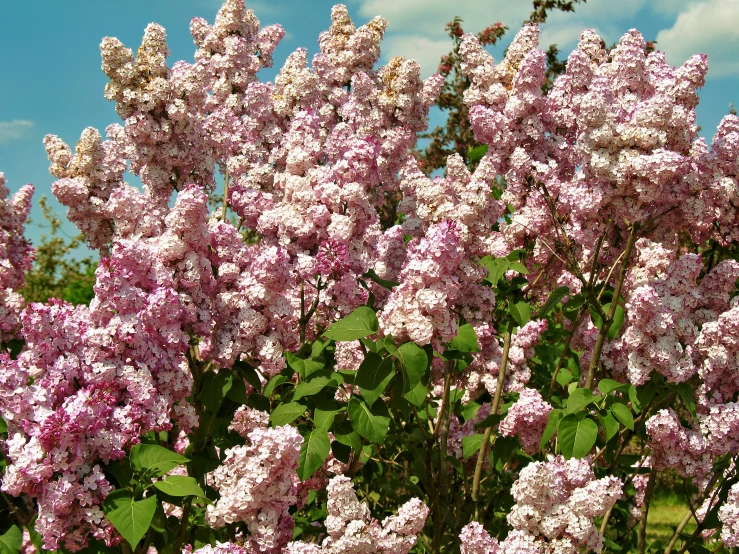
<box><xmin>656</xmin><ymin>0</ymin><xmax>739</xmax><ymax>78</ymax></box>
<box><xmin>0</xmin><ymin>120</ymin><xmax>33</xmax><ymax>145</ymax></box>
<box><xmin>357</xmin><ymin>0</ymin><xmax>532</xmax><ymax>76</ymax></box>
<box><xmin>380</xmin><ymin>34</ymin><xmax>453</xmax><ymax>76</ymax></box>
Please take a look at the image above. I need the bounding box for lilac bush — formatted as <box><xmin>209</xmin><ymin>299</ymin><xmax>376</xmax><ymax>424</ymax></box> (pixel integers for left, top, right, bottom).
<box><xmin>1</xmin><ymin>0</ymin><xmax>739</xmax><ymax>553</ymax></box>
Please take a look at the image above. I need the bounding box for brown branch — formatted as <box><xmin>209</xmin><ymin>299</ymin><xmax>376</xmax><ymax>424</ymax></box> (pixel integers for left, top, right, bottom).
<box><xmin>585</xmin><ymin>224</ymin><xmax>639</xmax><ymax>389</ymax></box>
<box><xmin>637</xmin><ymin>467</ymin><xmax>658</xmax><ymax>554</ymax></box>
<box><xmin>471</xmin><ymin>322</ymin><xmax>514</xmax><ymax>518</ymax></box>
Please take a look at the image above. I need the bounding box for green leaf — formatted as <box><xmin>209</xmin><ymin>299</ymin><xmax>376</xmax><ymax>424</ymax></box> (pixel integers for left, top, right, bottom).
<box><xmin>556</xmin><ymin>366</ymin><xmax>574</xmax><ymax>387</ymax></box>
<box><xmin>0</xmin><ymin>415</ymin><xmax>7</xmax><ymax>435</ymax></box>
<box><xmin>294</xmin><ymin>376</ymin><xmax>334</xmax><ymax>401</ymax></box>
<box><xmin>474</xmin><ymin>414</ymin><xmax>503</xmax><ymax>430</ymax></box>
<box><xmin>286</xmin><ymin>352</ymin><xmax>326</xmax><ymax>378</ymax></box>
<box><xmin>394</xmin><ymin>342</ymin><xmax>428</xmax><ymax>388</ymax></box>
<box><xmin>462</xmin><ymin>434</ymin><xmax>485</xmax><ymax>459</ymax></box>
<box><xmin>402</xmin><ymin>380</ymin><xmax>427</xmax><ymax>406</ymax></box>
<box><xmin>510</xmin><ymin>301</ymin><xmax>531</xmax><ymax>327</ymax></box>
<box><xmin>558</xmin><ymin>415</ymin><xmax>598</xmax><ymax>459</ymax></box>
<box><xmin>610</xmin><ymin>403</ymin><xmax>634</xmax><ymax>431</ymax></box>
<box><xmin>226</xmin><ymin>375</ymin><xmax>250</xmax><ymax>405</ymax></box>
<box><xmin>234</xmin><ymin>361</ymin><xmax>262</xmax><ymax>392</ymax></box>
<box><xmin>448</xmin><ymin>324</ymin><xmax>480</xmax><ymax>353</ymax></box>
<box><xmin>539</xmin><ymin>286</ymin><xmax>570</xmax><ymax>318</ymax></box>
<box><xmin>675</xmin><ymin>382</ymin><xmax>698</xmax><ymax>421</ymax></box>
<box><xmin>540</xmin><ymin>409</ymin><xmax>564</xmax><ymax>449</ymax></box>
<box><xmin>0</xmin><ymin>525</ymin><xmax>21</xmax><ymax>554</ymax></box>
<box><xmin>467</xmin><ymin>144</ymin><xmax>488</xmax><ymax>163</ymax></box>
<box><xmin>298</xmin><ymin>428</ymin><xmax>331</xmax><ymax>481</ymax></box>
<box><xmin>130</xmin><ymin>444</ymin><xmax>189</xmax><ymax>477</ymax></box>
<box><xmin>607</xmin><ymin>303</ymin><xmax>625</xmax><ymax>339</ymax></box>
<box><xmin>198</xmin><ymin>369</ymin><xmax>233</xmax><ymax>412</ymax></box>
<box><xmin>599</xmin><ymin>411</ymin><xmax>620</xmax><ymax>441</ymax></box>
<box><xmin>153</xmin><ymin>475</ymin><xmax>205</xmax><ymax>497</ymax></box>
<box><xmin>480</xmin><ymin>256</ymin><xmax>510</xmax><ymax>284</ymax></box>
<box><xmin>362</xmin><ymin>269</ymin><xmax>400</xmax><ymax>289</ymax></box>
<box><xmin>347</xmin><ymin>397</ymin><xmax>391</xmax><ymax>444</ymax></box>
<box><xmin>334</xmin><ymin>422</ymin><xmax>362</xmax><ymax>452</ymax></box>
<box><xmin>491</xmin><ymin>436</ymin><xmax>518</xmax><ymax>471</ymax></box>
<box><xmin>323</xmin><ymin>306</ymin><xmax>379</xmax><ymax>341</ymax></box>
<box><xmin>264</xmin><ymin>375</ymin><xmax>287</xmax><ymax>398</ymax></box>
<box><xmin>566</xmin><ymin>388</ymin><xmax>599</xmax><ymax>414</ymax></box>
<box><xmin>356</xmin><ymin>353</ymin><xmax>395</xmax><ymax>407</ymax></box>
<box><xmin>269</xmin><ymin>402</ymin><xmax>307</xmax><ymax>427</ymax></box>
<box><xmin>103</xmin><ymin>492</ymin><xmax>157</xmax><ymax>548</ymax></box>
<box><xmin>315</xmin><ymin>410</ymin><xmax>338</xmax><ymax>430</ymax></box>
<box><xmin>597</xmin><ymin>378</ymin><xmax>629</xmax><ymax>395</ymax></box>
<box><xmin>590</xmin><ymin>303</ymin><xmax>625</xmax><ymax>339</ymax></box>
<box><xmin>562</xmin><ymin>294</ymin><xmax>585</xmax><ymax>322</ymax></box>
<box><xmin>508</xmin><ymin>261</ymin><xmax>529</xmax><ymax>274</ymax></box>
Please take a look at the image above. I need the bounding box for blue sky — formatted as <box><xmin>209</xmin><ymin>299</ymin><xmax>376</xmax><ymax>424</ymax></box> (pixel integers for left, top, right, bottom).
<box><xmin>1</xmin><ymin>0</ymin><xmax>738</xmax><ymax>252</ymax></box>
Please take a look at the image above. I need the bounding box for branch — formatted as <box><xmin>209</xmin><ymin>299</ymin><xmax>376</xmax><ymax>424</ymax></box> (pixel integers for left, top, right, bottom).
<box><xmin>585</xmin><ymin>224</ymin><xmax>639</xmax><ymax>389</ymax></box>
<box><xmin>471</xmin><ymin>321</ymin><xmax>514</xmax><ymax>518</ymax></box>
<box><xmin>637</xmin><ymin>467</ymin><xmax>658</xmax><ymax>554</ymax></box>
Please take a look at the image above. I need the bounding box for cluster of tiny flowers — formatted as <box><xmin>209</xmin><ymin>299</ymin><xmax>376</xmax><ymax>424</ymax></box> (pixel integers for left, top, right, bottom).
<box><xmin>0</xmin><ymin>244</ymin><xmax>197</xmax><ymax>549</ymax></box>
<box><xmin>499</xmin><ymin>388</ymin><xmax>552</xmax><ymax>455</ymax></box>
<box><xmin>461</xmin><ymin>319</ymin><xmax>547</xmax><ymax>404</ymax></box>
<box><xmin>187</xmin><ymin>542</ymin><xmax>250</xmax><ymax>554</ymax></box>
<box><xmin>457</xmin><ymin>21</ymin><xmax>736</xmax><ymax>312</ymax></box>
<box><xmin>379</xmin><ymin>221</ymin><xmax>494</xmax><ymax>346</ymax></box>
<box><xmin>0</xmin><ymin>173</ymin><xmax>34</xmax><ymax>342</ymax></box>
<box><xmin>719</xmin><ymin>482</ymin><xmax>739</xmax><ymax>547</ymax></box>
<box><xmin>285</xmin><ymin>475</ymin><xmax>429</xmax><ymax>553</ymax></box>
<box><xmin>206</xmin><ymin>418</ymin><xmax>303</xmax><ymax>553</ymax></box>
<box><xmin>459</xmin><ymin>457</ymin><xmax>622</xmax><ymax>553</ymax></box>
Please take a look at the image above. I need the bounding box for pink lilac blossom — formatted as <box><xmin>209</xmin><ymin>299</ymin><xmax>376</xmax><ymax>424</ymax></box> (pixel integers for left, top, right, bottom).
<box><xmin>379</xmin><ymin>221</ymin><xmax>494</xmax><ymax>346</ymax></box>
<box><xmin>461</xmin><ymin>319</ymin><xmax>547</xmax><ymax>404</ymax></box>
<box><xmin>645</xmin><ymin>409</ymin><xmax>711</xmax><ymax>477</ymax></box>
<box><xmin>719</xmin><ymin>482</ymin><xmax>739</xmax><ymax>547</ymax></box>
<box><xmin>0</xmin><ymin>173</ymin><xmax>34</xmax><ymax>343</ymax></box>
<box><xmin>0</xmin><ymin>243</ymin><xmax>197</xmax><ymax>549</ymax></box>
<box><xmin>188</xmin><ymin>543</ymin><xmax>250</xmax><ymax>554</ymax></box>
<box><xmin>505</xmin><ymin>457</ymin><xmax>622</xmax><ymax>553</ymax></box>
<box><xmin>499</xmin><ymin>388</ymin><xmax>552</xmax><ymax>455</ymax></box>
<box><xmin>448</xmin><ymin>403</ymin><xmax>492</xmax><ymax>460</ymax></box>
<box><xmin>206</xmin><ymin>423</ymin><xmax>303</xmax><ymax>553</ymax></box>
<box><xmin>457</xmin><ymin>23</ymin><xmax>725</xmax><ymax>310</ymax></box>
<box><xmin>285</xmin><ymin>475</ymin><xmax>429</xmax><ymax>553</ymax></box>
<box><xmin>459</xmin><ymin>458</ymin><xmax>622</xmax><ymax>554</ymax></box>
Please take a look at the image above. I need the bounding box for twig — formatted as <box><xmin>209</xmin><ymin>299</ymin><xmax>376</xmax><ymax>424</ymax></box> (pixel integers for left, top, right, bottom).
<box><xmin>547</xmin><ymin>308</ymin><xmax>585</xmax><ymax>401</ymax></box>
<box><xmin>585</xmin><ymin>225</ymin><xmax>639</xmax><ymax>389</ymax></box>
<box><xmin>471</xmin><ymin>322</ymin><xmax>513</xmax><ymax>518</ymax></box>
<box><xmin>221</xmin><ymin>169</ymin><xmax>230</xmax><ymax>222</ymax></box>
<box><xmin>637</xmin><ymin>467</ymin><xmax>658</xmax><ymax>554</ymax></box>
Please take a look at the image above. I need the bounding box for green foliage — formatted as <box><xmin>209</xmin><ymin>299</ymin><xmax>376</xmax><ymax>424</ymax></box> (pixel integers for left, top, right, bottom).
<box><xmin>21</xmin><ymin>195</ymin><xmax>96</xmax><ymax>305</ymax></box>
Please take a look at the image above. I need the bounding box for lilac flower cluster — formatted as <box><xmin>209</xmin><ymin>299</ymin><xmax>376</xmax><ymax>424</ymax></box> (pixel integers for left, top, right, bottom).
<box><xmin>0</xmin><ymin>174</ymin><xmax>34</xmax><ymax>343</ymax></box>
<box><xmin>206</xmin><ymin>412</ymin><xmax>303</xmax><ymax>553</ymax></box>
<box><xmin>499</xmin><ymin>388</ymin><xmax>552</xmax><ymax>455</ymax></box>
<box><xmin>285</xmin><ymin>475</ymin><xmax>429</xmax><ymax>553</ymax></box>
<box><xmin>460</xmin><ymin>457</ymin><xmax>622</xmax><ymax>553</ymax></box>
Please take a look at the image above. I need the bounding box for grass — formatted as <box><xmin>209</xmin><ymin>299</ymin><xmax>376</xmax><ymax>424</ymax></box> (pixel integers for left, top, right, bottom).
<box><xmin>645</xmin><ymin>491</ymin><xmax>739</xmax><ymax>553</ymax></box>
<box><xmin>646</xmin><ymin>491</ymin><xmax>697</xmax><ymax>547</ymax></box>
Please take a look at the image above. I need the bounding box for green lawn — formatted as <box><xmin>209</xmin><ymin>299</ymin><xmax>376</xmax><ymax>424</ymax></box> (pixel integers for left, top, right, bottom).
<box><xmin>647</xmin><ymin>493</ymin><xmax>697</xmax><ymax>547</ymax></box>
